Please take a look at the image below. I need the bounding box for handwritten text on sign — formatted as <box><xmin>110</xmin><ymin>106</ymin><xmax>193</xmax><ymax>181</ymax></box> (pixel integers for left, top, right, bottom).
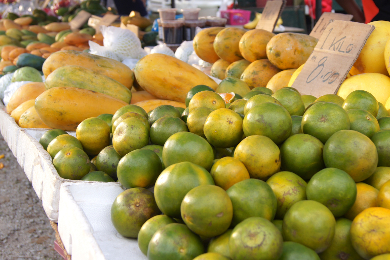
<box><xmin>256</xmin><ymin>0</ymin><xmax>286</xmax><ymax>32</ymax></box>
<box><xmin>291</xmin><ymin>21</ymin><xmax>373</xmax><ymax>97</ymax></box>
<box><xmin>310</xmin><ymin>12</ymin><xmax>353</xmax><ymax>39</ymax></box>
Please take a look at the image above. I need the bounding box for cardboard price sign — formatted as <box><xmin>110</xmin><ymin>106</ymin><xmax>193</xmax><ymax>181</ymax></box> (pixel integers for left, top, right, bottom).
<box><xmin>256</xmin><ymin>0</ymin><xmax>286</xmax><ymax>32</ymax></box>
<box><xmin>70</xmin><ymin>10</ymin><xmax>92</xmax><ymax>30</ymax></box>
<box><xmin>291</xmin><ymin>20</ymin><xmax>374</xmax><ymax>97</ymax></box>
<box><xmin>120</xmin><ymin>23</ymin><xmax>139</xmax><ymax>37</ymax></box>
<box><xmin>99</xmin><ymin>14</ymin><xmax>119</xmax><ymax>27</ymax></box>
<box><xmin>310</xmin><ymin>12</ymin><xmax>353</xmax><ymax>39</ymax></box>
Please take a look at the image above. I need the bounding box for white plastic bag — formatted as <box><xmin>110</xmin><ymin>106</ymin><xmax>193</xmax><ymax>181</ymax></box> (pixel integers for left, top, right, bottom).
<box><xmin>0</xmin><ymin>73</ymin><xmax>14</xmax><ymax>101</ymax></box>
<box><xmin>122</xmin><ymin>59</ymin><xmax>140</xmax><ymax>70</ymax></box>
<box><xmin>199</xmin><ymin>59</ymin><xmax>213</xmax><ymax>68</ymax></box>
<box><xmin>101</xmin><ymin>26</ymin><xmax>144</xmax><ymax>61</ymax></box>
<box><xmin>151</xmin><ymin>44</ymin><xmax>175</xmax><ymax>57</ymax></box>
<box><xmin>187</xmin><ymin>51</ymin><xmax>201</xmax><ymax>66</ymax></box>
<box><xmin>89</xmin><ymin>41</ymin><xmax>121</xmax><ymax>61</ymax></box>
<box><xmin>175</xmin><ymin>41</ymin><xmax>194</xmax><ymax>63</ymax></box>
<box><xmin>3</xmin><ymin>81</ymin><xmax>32</xmax><ymax>107</ymax></box>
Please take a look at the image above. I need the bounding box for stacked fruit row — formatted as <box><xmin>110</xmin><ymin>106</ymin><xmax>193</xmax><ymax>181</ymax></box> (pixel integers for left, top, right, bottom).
<box><xmin>0</xmin><ymin>17</ymin><xmax>104</xmax><ymax>75</ymax></box>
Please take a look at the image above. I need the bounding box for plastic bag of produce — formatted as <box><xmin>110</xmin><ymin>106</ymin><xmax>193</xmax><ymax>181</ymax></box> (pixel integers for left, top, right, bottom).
<box><xmin>89</xmin><ymin>41</ymin><xmax>121</xmax><ymax>61</ymax></box>
<box><xmin>175</xmin><ymin>41</ymin><xmax>194</xmax><ymax>63</ymax></box>
<box><xmin>0</xmin><ymin>73</ymin><xmax>14</xmax><ymax>101</ymax></box>
<box><xmin>187</xmin><ymin>51</ymin><xmax>201</xmax><ymax>66</ymax></box>
<box><xmin>150</xmin><ymin>44</ymin><xmax>175</xmax><ymax>57</ymax></box>
<box><xmin>199</xmin><ymin>59</ymin><xmax>213</xmax><ymax>68</ymax></box>
<box><xmin>122</xmin><ymin>59</ymin><xmax>140</xmax><ymax>70</ymax></box>
<box><xmin>101</xmin><ymin>26</ymin><xmax>144</xmax><ymax>60</ymax></box>
<box><xmin>3</xmin><ymin>81</ymin><xmax>32</xmax><ymax>107</ymax></box>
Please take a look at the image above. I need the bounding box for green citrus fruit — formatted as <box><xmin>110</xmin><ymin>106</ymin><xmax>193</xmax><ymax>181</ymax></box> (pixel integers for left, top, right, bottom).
<box><xmin>76</xmin><ymin>117</ymin><xmax>111</xmax><ymax>156</ymax></box>
<box><xmin>230</xmin><ymin>217</ymin><xmax>283</xmax><ymax>260</ymax></box>
<box><xmin>141</xmin><ymin>144</ymin><xmax>164</xmax><ymax>168</ymax></box>
<box><xmin>39</xmin><ymin>129</ymin><xmax>67</xmax><ymax>150</ymax></box>
<box><xmin>47</xmin><ymin>134</ymin><xmax>83</xmax><ymax>158</ymax></box>
<box><xmin>97</xmin><ymin>113</ymin><xmax>113</xmax><ymax>132</ymax></box>
<box><xmin>371</xmin><ymin>130</ymin><xmax>390</xmax><ymax>167</ymax></box>
<box><xmin>342</xmin><ymin>90</ymin><xmax>379</xmax><ymax>117</ymax></box>
<box><xmin>111</xmin><ymin>188</ymin><xmax>160</xmax><ymax>238</ymax></box>
<box><xmin>301</xmin><ymin>94</ymin><xmax>316</xmax><ymax>109</ymax></box>
<box><xmin>272</xmin><ymin>87</ymin><xmax>305</xmax><ymax>116</ymax></box>
<box><xmin>379</xmin><ymin>117</ymin><xmax>390</xmax><ymax>130</ymax></box>
<box><xmin>242</xmin><ymin>90</ymin><xmax>263</xmax><ymax>100</ymax></box>
<box><xmin>210</xmin><ymin>157</ymin><xmax>250</xmax><ymax>190</ymax></box>
<box><xmin>147</xmin><ymin>223</ymin><xmax>204</xmax><ymax>260</ymax></box>
<box><xmin>216</xmin><ymin>77</ymin><xmax>251</xmax><ymax>97</ymax></box>
<box><xmin>301</xmin><ymin>102</ymin><xmax>350</xmax><ymax>143</ymax></box>
<box><xmin>138</xmin><ymin>215</ymin><xmax>175</xmax><ymax>255</ymax></box>
<box><xmin>175</xmin><ymin>107</ymin><xmax>185</xmax><ymax>115</ymax></box>
<box><xmin>204</xmin><ymin>108</ymin><xmax>243</xmax><ymax>148</ymax></box>
<box><xmin>81</xmin><ymin>171</ymin><xmax>115</xmax><ymax>182</ymax></box>
<box><xmin>244</xmin><ymin>102</ymin><xmax>292</xmax><ymax>144</ymax></box>
<box><xmin>324</xmin><ymin>130</ymin><xmax>378</xmax><ymax>182</ymax></box>
<box><xmin>181</xmin><ymin>185</ymin><xmax>233</xmax><ymax>237</ymax></box>
<box><xmin>117</xmin><ymin>149</ymin><xmax>162</xmax><ymax>189</ymax></box>
<box><xmin>347</xmin><ymin>109</ymin><xmax>380</xmax><ymax>138</ymax></box>
<box><xmin>181</xmin><ymin>107</ymin><xmax>189</xmax><ymax>123</ymax></box>
<box><xmin>227</xmin><ymin>179</ymin><xmax>277</xmax><ymax>226</ymax></box>
<box><xmin>53</xmin><ymin>147</ymin><xmax>90</xmax><ymax>180</ymax></box>
<box><xmin>315</xmin><ymin>94</ymin><xmax>344</xmax><ymax>106</ymax></box>
<box><xmin>187</xmin><ymin>107</ymin><xmax>214</xmax><ymax>138</ymax></box>
<box><xmin>365</xmin><ymin>167</ymin><xmax>390</xmax><ymax>190</ymax></box>
<box><xmin>377</xmin><ymin>102</ymin><xmax>389</xmax><ymax>120</ymax></box>
<box><xmin>112</xmin><ymin>117</ymin><xmax>149</xmax><ymax>157</ymax></box>
<box><xmin>266</xmin><ymin>171</ymin><xmax>307</xmax><ymax>219</ymax></box>
<box><xmin>279</xmin><ymin>241</ymin><xmax>320</xmax><ymax>260</ymax></box>
<box><xmin>280</xmin><ymin>134</ymin><xmax>324</xmax><ymax>180</ymax></box>
<box><xmin>319</xmin><ymin>218</ymin><xmax>363</xmax><ymax>260</ymax></box>
<box><xmin>112</xmin><ymin>104</ymin><xmax>147</xmax><ymax>124</ymax></box>
<box><xmin>188</xmin><ymin>91</ymin><xmax>225</xmax><ymax>112</ymax></box>
<box><xmin>162</xmin><ymin>132</ymin><xmax>214</xmax><ymax>170</ymax></box>
<box><xmin>154</xmin><ymin>162</ymin><xmax>214</xmax><ymax>218</ymax></box>
<box><xmin>282</xmin><ymin>200</ymin><xmax>336</xmax><ymax>253</ymax></box>
<box><xmin>251</xmin><ymin>87</ymin><xmax>273</xmax><ymax>95</ymax></box>
<box><xmin>148</xmin><ymin>105</ymin><xmax>181</xmax><ymax>125</ymax></box>
<box><xmin>291</xmin><ymin>115</ymin><xmax>302</xmax><ymax>136</ymax></box>
<box><xmin>150</xmin><ymin>116</ymin><xmax>188</xmax><ymax>146</ymax></box>
<box><xmin>234</xmin><ymin>135</ymin><xmax>280</xmax><ymax>179</ymax></box>
<box><xmin>244</xmin><ymin>93</ymin><xmax>281</xmax><ymax>115</ymax></box>
<box><xmin>112</xmin><ymin>111</ymin><xmax>149</xmax><ymax>133</ymax></box>
<box><xmin>186</xmin><ymin>85</ymin><xmax>215</xmax><ymax>107</ymax></box>
<box><xmin>95</xmin><ymin>145</ymin><xmax>121</xmax><ymax>180</ymax></box>
<box><xmin>207</xmin><ymin>229</ymin><xmax>232</xmax><ymax>258</ymax></box>
<box><xmin>228</xmin><ymin>99</ymin><xmax>246</xmax><ymax>116</ymax></box>
<box><xmin>307</xmin><ymin>168</ymin><xmax>357</xmax><ymax>217</ymax></box>
<box><xmin>272</xmin><ymin>219</ymin><xmax>283</xmax><ymax>234</ymax></box>
<box><xmin>193</xmin><ymin>253</ymin><xmax>230</xmax><ymax>260</ymax></box>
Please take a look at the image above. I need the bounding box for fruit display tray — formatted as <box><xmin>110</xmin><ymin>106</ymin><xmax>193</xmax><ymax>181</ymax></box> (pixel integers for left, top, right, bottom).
<box><xmin>0</xmin><ymin>102</ymin><xmax>89</xmax><ymax>222</ymax></box>
<box><xmin>58</xmin><ymin>182</ymin><xmax>147</xmax><ymax>260</ymax></box>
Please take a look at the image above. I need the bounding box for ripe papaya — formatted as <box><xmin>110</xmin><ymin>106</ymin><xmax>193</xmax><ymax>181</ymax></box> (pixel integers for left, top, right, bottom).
<box><xmin>42</xmin><ymin>50</ymin><xmax>134</xmax><ymax>89</ymax></box>
<box><xmin>35</xmin><ymin>87</ymin><xmax>128</xmax><ymax>130</ymax></box>
<box><xmin>134</xmin><ymin>54</ymin><xmax>218</xmax><ymax>103</ymax></box>
<box><xmin>45</xmin><ymin>65</ymin><xmax>132</xmax><ymax>103</ymax></box>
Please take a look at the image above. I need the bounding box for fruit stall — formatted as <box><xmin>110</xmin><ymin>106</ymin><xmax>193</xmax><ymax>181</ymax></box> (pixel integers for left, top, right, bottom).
<box><xmin>1</xmin><ymin>0</ymin><xmax>390</xmax><ymax>259</ymax></box>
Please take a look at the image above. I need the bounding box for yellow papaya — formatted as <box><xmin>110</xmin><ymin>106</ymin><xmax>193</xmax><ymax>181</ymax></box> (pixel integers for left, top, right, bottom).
<box><xmin>134</xmin><ymin>99</ymin><xmax>186</xmax><ymax>113</ymax></box>
<box><xmin>35</xmin><ymin>87</ymin><xmax>128</xmax><ymax>131</ymax></box>
<box><xmin>45</xmin><ymin>65</ymin><xmax>132</xmax><ymax>103</ymax></box>
<box><xmin>42</xmin><ymin>50</ymin><xmax>134</xmax><ymax>89</ymax></box>
<box><xmin>134</xmin><ymin>53</ymin><xmax>218</xmax><ymax>103</ymax></box>
<box><xmin>266</xmin><ymin>33</ymin><xmax>318</xmax><ymax>70</ymax></box>
<box><xmin>19</xmin><ymin>106</ymin><xmax>50</xmax><ymax>129</ymax></box>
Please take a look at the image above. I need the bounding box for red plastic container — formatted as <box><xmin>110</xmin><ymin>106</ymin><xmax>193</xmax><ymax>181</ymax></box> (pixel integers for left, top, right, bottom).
<box><xmin>220</xmin><ymin>9</ymin><xmax>251</xmax><ymax>25</ymax></box>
